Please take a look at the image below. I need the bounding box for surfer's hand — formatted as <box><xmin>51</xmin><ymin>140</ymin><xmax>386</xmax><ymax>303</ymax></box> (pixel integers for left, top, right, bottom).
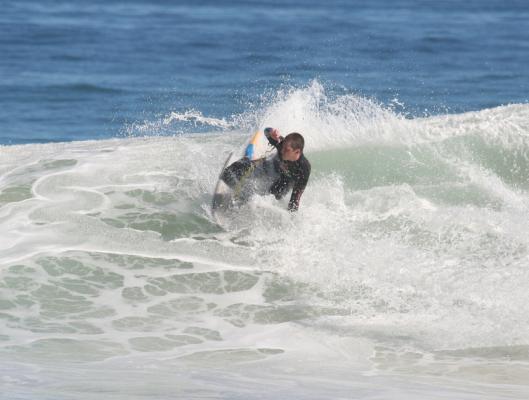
<box><xmin>269</xmin><ymin>128</ymin><xmax>281</xmax><ymax>142</ymax></box>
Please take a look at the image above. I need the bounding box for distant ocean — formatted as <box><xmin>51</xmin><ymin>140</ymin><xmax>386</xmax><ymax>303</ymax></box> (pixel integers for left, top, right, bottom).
<box><xmin>2</xmin><ymin>1</ymin><xmax>529</xmax><ymax>399</ymax></box>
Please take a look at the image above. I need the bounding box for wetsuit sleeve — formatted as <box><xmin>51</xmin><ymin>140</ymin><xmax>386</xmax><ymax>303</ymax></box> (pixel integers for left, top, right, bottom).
<box><xmin>288</xmin><ymin>160</ymin><xmax>311</xmax><ymax>212</ymax></box>
<box><xmin>264</xmin><ymin>127</ymin><xmax>283</xmax><ymax>150</ymax></box>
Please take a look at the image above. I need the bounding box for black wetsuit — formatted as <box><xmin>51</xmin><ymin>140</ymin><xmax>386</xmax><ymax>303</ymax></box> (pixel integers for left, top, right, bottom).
<box><xmin>221</xmin><ymin>130</ymin><xmax>311</xmax><ymax>211</ymax></box>
<box><xmin>265</xmin><ymin>132</ymin><xmax>311</xmax><ymax>211</ymax></box>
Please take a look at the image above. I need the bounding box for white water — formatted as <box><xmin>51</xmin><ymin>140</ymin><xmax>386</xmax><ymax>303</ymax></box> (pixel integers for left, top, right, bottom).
<box><xmin>2</xmin><ymin>84</ymin><xmax>529</xmax><ymax>399</ymax></box>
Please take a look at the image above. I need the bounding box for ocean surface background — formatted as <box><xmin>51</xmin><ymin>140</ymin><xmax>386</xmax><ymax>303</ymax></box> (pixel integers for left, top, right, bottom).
<box><xmin>2</xmin><ymin>0</ymin><xmax>529</xmax><ymax>144</ymax></box>
<box><xmin>2</xmin><ymin>0</ymin><xmax>529</xmax><ymax>399</ymax></box>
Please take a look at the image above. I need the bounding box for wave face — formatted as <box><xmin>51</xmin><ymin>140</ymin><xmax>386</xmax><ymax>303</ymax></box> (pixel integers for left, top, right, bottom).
<box><xmin>2</xmin><ymin>84</ymin><xmax>529</xmax><ymax>399</ymax></box>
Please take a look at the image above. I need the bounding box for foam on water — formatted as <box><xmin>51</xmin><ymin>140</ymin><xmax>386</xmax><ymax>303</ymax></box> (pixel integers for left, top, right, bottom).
<box><xmin>2</xmin><ymin>84</ymin><xmax>529</xmax><ymax>398</ymax></box>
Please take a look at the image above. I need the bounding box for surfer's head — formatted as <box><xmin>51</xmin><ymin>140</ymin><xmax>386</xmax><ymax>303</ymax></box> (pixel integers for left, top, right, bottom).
<box><xmin>281</xmin><ymin>133</ymin><xmax>304</xmax><ymax>161</ymax></box>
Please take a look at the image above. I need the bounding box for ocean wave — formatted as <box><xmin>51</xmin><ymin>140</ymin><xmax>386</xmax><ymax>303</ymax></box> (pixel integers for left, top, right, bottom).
<box><xmin>2</xmin><ymin>84</ymin><xmax>529</xmax><ymax>397</ymax></box>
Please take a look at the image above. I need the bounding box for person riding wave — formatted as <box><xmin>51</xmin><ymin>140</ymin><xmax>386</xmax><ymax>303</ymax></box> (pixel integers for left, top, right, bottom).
<box><xmin>221</xmin><ymin>127</ymin><xmax>311</xmax><ymax>211</ymax></box>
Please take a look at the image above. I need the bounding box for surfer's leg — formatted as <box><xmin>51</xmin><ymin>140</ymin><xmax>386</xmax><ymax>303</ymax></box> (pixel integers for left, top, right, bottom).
<box><xmin>221</xmin><ymin>157</ymin><xmax>252</xmax><ymax>188</ymax></box>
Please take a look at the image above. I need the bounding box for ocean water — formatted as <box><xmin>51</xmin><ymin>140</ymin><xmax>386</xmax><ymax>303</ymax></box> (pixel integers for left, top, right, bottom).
<box><xmin>2</xmin><ymin>1</ymin><xmax>529</xmax><ymax>399</ymax></box>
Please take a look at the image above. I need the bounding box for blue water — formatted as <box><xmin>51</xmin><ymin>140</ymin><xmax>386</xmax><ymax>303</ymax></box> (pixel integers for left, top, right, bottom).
<box><xmin>2</xmin><ymin>0</ymin><xmax>528</xmax><ymax>144</ymax></box>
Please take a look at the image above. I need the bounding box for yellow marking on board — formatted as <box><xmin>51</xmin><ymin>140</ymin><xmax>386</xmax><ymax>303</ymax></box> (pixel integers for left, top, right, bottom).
<box><xmin>250</xmin><ymin>131</ymin><xmax>260</xmax><ymax>145</ymax></box>
<box><xmin>233</xmin><ymin>131</ymin><xmax>263</xmax><ymax>198</ymax></box>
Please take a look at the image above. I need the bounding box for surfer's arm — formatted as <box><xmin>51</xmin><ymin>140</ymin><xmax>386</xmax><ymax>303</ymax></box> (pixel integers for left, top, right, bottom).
<box><xmin>288</xmin><ymin>179</ymin><xmax>308</xmax><ymax>211</ymax></box>
<box><xmin>288</xmin><ymin>187</ymin><xmax>304</xmax><ymax>212</ymax></box>
<box><xmin>264</xmin><ymin>127</ymin><xmax>283</xmax><ymax>149</ymax></box>
<box><xmin>287</xmin><ymin>160</ymin><xmax>311</xmax><ymax>212</ymax></box>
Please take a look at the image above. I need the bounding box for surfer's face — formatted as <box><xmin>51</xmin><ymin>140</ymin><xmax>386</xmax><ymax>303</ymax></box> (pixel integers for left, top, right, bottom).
<box><xmin>281</xmin><ymin>143</ymin><xmax>301</xmax><ymax>161</ymax></box>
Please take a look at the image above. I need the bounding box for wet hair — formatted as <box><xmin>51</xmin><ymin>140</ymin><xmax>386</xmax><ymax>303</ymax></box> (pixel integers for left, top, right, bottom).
<box><xmin>283</xmin><ymin>132</ymin><xmax>304</xmax><ymax>152</ymax></box>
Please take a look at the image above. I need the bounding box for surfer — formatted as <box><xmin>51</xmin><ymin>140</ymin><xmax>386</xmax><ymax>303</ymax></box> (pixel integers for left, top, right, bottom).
<box><xmin>221</xmin><ymin>128</ymin><xmax>311</xmax><ymax>211</ymax></box>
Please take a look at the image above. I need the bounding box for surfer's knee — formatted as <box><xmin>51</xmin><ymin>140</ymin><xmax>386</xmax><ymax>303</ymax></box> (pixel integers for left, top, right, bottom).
<box><xmin>221</xmin><ymin>158</ymin><xmax>252</xmax><ymax>188</ymax></box>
